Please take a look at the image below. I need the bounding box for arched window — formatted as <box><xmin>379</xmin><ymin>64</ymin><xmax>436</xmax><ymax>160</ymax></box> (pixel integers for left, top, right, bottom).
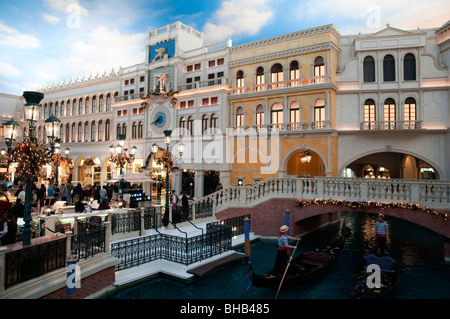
<box><xmin>404</xmin><ymin>97</ymin><xmax>417</xmax><ymax>129</ymax></box>
<box><xmin>404</xmin><ymin>53</ymin><xmax>416</xmax><ymax>81</ymax></box>
<box><xmin>314</xmin><ymin>56</ymin><xmax>325</xmax><ymax>83</ymax></box>
<box><xmin>116</xmin><ymin>124</ymin><xmax>121</xmax><ymax>139</ymax></box>
<box><xmin>77</xmin><ymin>122</ymin><xmax>82</xmax><ymax>142</ymax></box>
<box><xmin>255</xmin><ymin>104</ymin><xmax>264</xmax><ymax>131</ymax></box>
<box><xmin>54</xmin><ymin>102</ymin><xmax>59</xmax><ymax>117</ymax></box>
<box><xmin>85</xmin><ymin>96</ymin><xmax>90</xmax><ymax>114</ymax></box>
<box><xmin>65</xmin><ymin>123</ymin><xmax>70</xmax><ymax>143</ymax></box>
<box><xmin>92</xmin><ymin>95</ymin><xmax>97</xmax><ymax>113</ymax></box>
<box><xmin>202</xmin><ymin>114</ymin><xmax>208</xmax><ymax>134</ymax></box>
<box><xmin>60</xmin><ymin>123</ymin><xmax>64</xmax><ymax>142</ymax></box>
<box><xmin>72</xmin><ymin>99</ymin><xmax>77</xmax><ymax>116</ymax></box>
<box><xmin>99</xmin><ymin>94</ymin><xmax>104</xmax><ymax>112</ymax></box>
<box><xmin>179</xmin><ymin>117</ymin><xmax>186</xmax><ymax>131</ymax></box>
<box><xmin>84</xmin><ymin>121</ymin><xmax>89</xmax><ymax>142</ymax></box>
<box><xmin>383</xmin><ymin>98</ymin><xmax>396</xmax><ymax>129</ymax></box>
<box><xmin>363</xmin><ymin>99</ymin><xmax>376</xmax><ymax>129</ymax></box>
<box><xmin>256</xmin><ymin>67</ymin><xmax>264</xmax><ymax>91</ymax></box>
<box><xmin>363</xmin><ymin>56</ymin><xmax>375</xmax><ymax>82</ymax></box>
<box><xmin>138</xmin><ymin>121</ymin><xmax>143</xmax><ymax>138</ymax></box>
<box><xmin>289</xmin><ymin>101</ymin><xmax>300</xmax><ymax>130</ymax></box>
<box><xmin>271</xmin><ymin>63</ymin><xmax>283</xmax><ymax>88</ymax></box>
<box><xmin>91</xmin><ymin>121</ymin><xmax>96</xmax><ymax>141</ymax></box>
<box><xmin>383</xmin><ymin>54</ymin><xmax>395</xmax><ymax>82</ymax></box>
<box><xmin>60</xmin><ymin>101</ymin><xmax>65</xmax><ymax>117</ymax></box>
<box><xmin>187</xmin><ymin>116</ymin><xmax>194</xmax><ymax>135</ymax></box>
<box><xmin>98</xmin><ymin>120</ymin><xmax>103</xmax><ymax>141</ymax></box>
<box><xmin>132</xmin><ymin>122</ymin><xmax>137</xmax><ymax>139</ymax></box>
<box><xmin>236</xmin><ymin>70</ymin><xmax>244</xmax><ymax>93</ymax></box>
<box><xmin>78</xmin><ymin>98</ymin><xmax>83</xmax><ymax>115</ymax></box>
<box><xmin>66</xmin><ymin>100</ymin><xmax>71</xmax><ymax>116</ymax></box>
<box><xmin>271</xmin><ymin>103</ymin><xmax>283</xmax><ymax>130</ymax></box>
<box><xmin>105</xmin><ymin>119</ymin><xmax>110</xmax><ymax>141</ymax></box>
<box><xmin>313</xmin><ymin>99</ymin><xmax>325</xmax><ymax>129</ymax></box>
<box><xmin>37</xmin><ymin>126</ymin><xmax>41</xmax><ymax>142</ymax></box>
<box><xmin>49</xmin><ymin>102</ymin><xmax>53</xmax><ymax>117</ymax></box>
<box><xmin>236</xmin><ymin>106</ymin><xmax>244</xmax><ymax>129</ymax></box>
<box><xmin>44</xmin><ymin>104</ymin><xmax>48</xmax><ymax>119</ymax></box>
<box><xmin>289</xmin><ymin>61</ymin><xmax>300</xmax><ymax>86</ymax></box>
<box><xmin>210</xmin><ymin>113</ymin><xmax>218</xmax><ymax>134</ymax></box>
<box><xmin>122</xmin><ymin>123</ymin><xmax>127</xmax><ymax>138</ymax></box>
<box><xmin>106</xmin><ymin>93</ymin><xmax>112</xmax><ymax>111</ymax></box>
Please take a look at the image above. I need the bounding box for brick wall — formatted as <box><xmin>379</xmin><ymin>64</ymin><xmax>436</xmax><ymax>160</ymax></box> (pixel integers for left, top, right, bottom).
<box><xmin>40</xmin><ymin>266</ymin><xmax>116</xmax><ymax>299</ymax></box>
<box><xmin>216</xmin><ymin>198</ymin><xmax>450</xmax><ymax>239</ymax></box>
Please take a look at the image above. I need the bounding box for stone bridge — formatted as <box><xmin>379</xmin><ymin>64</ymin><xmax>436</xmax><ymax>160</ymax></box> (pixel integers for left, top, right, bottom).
<box><xmin>200</xmin><ymin>177</ymin><xmax>449</xmax><ymax>260</ymax></box>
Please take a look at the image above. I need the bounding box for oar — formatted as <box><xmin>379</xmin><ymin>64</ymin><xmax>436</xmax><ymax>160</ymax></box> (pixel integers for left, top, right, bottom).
<box><xmin>275</xmin><ymin>239</ymin><xmax>300</xmax><ymax>299</ymax></box>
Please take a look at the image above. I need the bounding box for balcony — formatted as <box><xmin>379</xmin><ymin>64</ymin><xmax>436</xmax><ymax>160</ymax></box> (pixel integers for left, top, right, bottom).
<box><xmin>228</xmin><ymin>121</ymin><xmax>331</xmax><ymax>134</ymax></box>
<box><xmin>114</xmin><ymin>93</ymin><xmax>145</xmax><ymax>103</ymax></box>
<box><xmin>360</xmin><ymin>120</ymin><xmax>423</xmax><ymax>131</ymax></box>
<box><xmin>178</xmin><ymin>77</ymin><xmax>228</xmax><ymax>92</ymax></box>
<box><xmin>230</xmin><ymin>75</ymin><xmax>330</xmax><ymax>95</ymax></box>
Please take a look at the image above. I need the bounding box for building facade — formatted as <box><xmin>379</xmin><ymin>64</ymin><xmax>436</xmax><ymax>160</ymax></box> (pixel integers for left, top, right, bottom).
<box><xmin>1</xmin><ymin>21</ymin><xmax>449</xmax><ymax>197</ymax></box>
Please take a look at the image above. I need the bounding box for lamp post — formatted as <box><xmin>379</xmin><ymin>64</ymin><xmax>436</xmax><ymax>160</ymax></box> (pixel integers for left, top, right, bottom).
<box><xmin>109</xmin><ymin>134</ymin><xmax>136</xmax><ymax>195</ymax></box>
<box><xmin>1</xmin><ymin>118</ymin><xmax>20</xmax><ymax>169</ymax></box>
<box><xmin>22</xmin><ymin>91</ymin><xmax>44</xmax><ymax>245</ymax></box>
<box><xmin>151</xmin><ymin>130</ymin><xmax>184</xmax><ymax>221</ymax></box>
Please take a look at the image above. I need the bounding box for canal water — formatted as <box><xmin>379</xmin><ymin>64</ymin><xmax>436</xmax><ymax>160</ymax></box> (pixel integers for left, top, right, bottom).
<box><xmin>102</xmin><ymin>211</ymin><xmax>450</xmax><ymax>300</ymax></box>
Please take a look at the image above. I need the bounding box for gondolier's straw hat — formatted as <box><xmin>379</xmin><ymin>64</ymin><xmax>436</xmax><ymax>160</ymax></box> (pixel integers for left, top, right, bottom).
<box><xmin>280</xmin><ymin>225</ymin><xmax>289</xmax><ymax>232</ymax></box>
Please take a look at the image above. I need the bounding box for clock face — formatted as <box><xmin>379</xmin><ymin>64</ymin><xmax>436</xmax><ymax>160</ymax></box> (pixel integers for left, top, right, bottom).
<box><xmin>154</xmin><ymin>111</ymin><xmax>166</xmax><ymax>128</ymax></box>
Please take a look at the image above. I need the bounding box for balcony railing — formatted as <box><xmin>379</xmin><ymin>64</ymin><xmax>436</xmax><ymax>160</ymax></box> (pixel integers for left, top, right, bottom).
<box><xmin>360</xmin><ymin>120</ymin><xmax>423</xmax><ymax>130</ymax></box>
<box><xmin>230</xmin><ymin>75</ymin><xmax>330</xmax><ymax>95</ymax></box>
<box><xmin>114</xmin><ymin>93</ymin><xmax>145</xmax><ymax>103</ymax></box>
<box><xmin>178</xmin><ymin>77</ymin><xmax>228</xmax><ymax>92</ymax></box>
<box><xmin>228</xmin><ymin>121</ymin><xmax>331</xmax><ymax>134</ymax></box>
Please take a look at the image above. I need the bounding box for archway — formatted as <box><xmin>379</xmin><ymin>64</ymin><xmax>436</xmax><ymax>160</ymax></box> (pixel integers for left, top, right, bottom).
<box><xmin>341</xmin><ymin>151</ymin><xmax>440</xmax><ymax>180</ymax></box>
<box><xmin>285</xmin><ymin>148</ymin><xmax>326</xmax><ymax>177</ymax></box>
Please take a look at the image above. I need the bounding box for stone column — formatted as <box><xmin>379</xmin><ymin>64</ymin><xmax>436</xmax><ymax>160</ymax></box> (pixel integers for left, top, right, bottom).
<box><xmin>194</xmin><ymin>170</ymin><xmax>204</xmax><ymax>199</ymax></box>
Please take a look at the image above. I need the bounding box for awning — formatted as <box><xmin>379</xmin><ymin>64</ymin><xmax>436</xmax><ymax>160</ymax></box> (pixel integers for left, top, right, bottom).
<box><xmin>106</xmin><ymin>173</ymin><xmax>158</xmax><ymax>184</ymax></box>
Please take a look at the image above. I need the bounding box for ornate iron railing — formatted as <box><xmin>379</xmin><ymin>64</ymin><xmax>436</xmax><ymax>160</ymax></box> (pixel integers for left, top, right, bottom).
<box><xmin>71</xmin><ymin>220</ymin><xmax>106</xmax><ymax>260</ymax></box>
<box><xmin>4</xmin><ymin>237</ymin><xmax>66</xmax><ymax>289</ymax></box>
<box><xmin>207</xmin><ymin>214</ymin><xmax>250</xmax><ymax>237</ymax></box>
<box><xmin>111</xmin><ymin>221</ymin><xmax>232</xmax><ymax>270</ymax></box>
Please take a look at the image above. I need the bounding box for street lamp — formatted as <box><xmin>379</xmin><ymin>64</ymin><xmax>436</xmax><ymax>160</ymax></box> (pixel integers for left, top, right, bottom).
<box><xmin>22</xmin><ymin>91</ymin><xmax>44</xmax><ymax>245</ymax></box>
<box><xmin>151</xmin><ymin>130</ymin><xmax>184</xmax><ymax>221</ymax></box>
<box><xmin>1</xmin><ymin>118</ymin><xmax>20</xmax><ymax>167</ymax></box>
<box><xmin>109</xmin><ymin>134</ymin><xmax>136</xmax><ymax>195</ymax></box>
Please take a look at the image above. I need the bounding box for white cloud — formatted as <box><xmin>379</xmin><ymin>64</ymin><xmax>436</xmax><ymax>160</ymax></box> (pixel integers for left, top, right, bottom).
<box><xmin>43</xmin><ymin>13</ymin><xmax>61</xmax><ymax>24</ymax></box>
<box><xmin>0</xmin><ymin>62</ymin><xmax>23</xmax><ymax>77</ymax></box>
<box><xmin>0</xmin><ymin>22</ymin><xmax>39</xmax><ymax>49</ymax></box>
<box><xmin>59</xmin><ymin>26</ymin><xmax>146</xmax><ymax>80</ymax></box>
<box><xmin>294</xmin><ymin>0</ymin><xmax>450</xmax><ymax>34</ymax></box>
<box><xmin>44</xmin><ymin>0</ymin><xmax>88</xmax><ymax>15</ymax></box>
<box><xmin>203</xmin><ymin>0</ymin><xmax>274</xmax><ymax>44</ymax></box>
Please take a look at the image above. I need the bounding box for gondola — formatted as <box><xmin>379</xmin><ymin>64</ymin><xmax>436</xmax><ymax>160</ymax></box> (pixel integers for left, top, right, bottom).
<box><xmin>351</xmin><ymin>240</ymin><xmax>400</xmax><ymax>299</ymax></box>
<box><xmin>248</xmin><ymin>218</ymin><xmax>350</xmax><ymax>288</ymax></box>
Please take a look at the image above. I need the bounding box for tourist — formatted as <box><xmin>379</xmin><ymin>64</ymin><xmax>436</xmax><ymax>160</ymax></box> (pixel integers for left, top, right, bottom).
<box><xmin>73</xmin><ymin>183</ymin><xmax>82</xmax><ymax>202</ymax></box>
<box><xmin>9</xmin><ymin>198</ymin><xmax>24</xmax><ymax>219</ymax></box>
<box><xmin>99</xmin><ymin>186</ymin><xmax>107</xmax><ymax>203</ymax></box>
<box><xmin>75</xmin><ymin>199</ymin><xmax>85</xmax><ymax>213</ymax></box>
<box><xmin>66</xmin><ymin>182</ymin><xmax>73</xmax><ymax>203</ymax></box>
<box><xmin>60</xmin><ymin>183</ymin><xmax>68</xmax><ymax>202</ymax></box>
<box><xmin>271</xmin><ymin>225</ymin><xmax>301</xmax><ymax>275</ymax></box>
<box><xmin>117</xmin><ymin>195</ymin><xmax>127</xmax><ymax>208</ymax></box>
<box><xmin>98</xmin><ymin>198</ymin><xmax>110</xmax><ymax>210</ymax></box>
<box><xmin>181</xmin><ymin>191</ymin><xmax>189</xmax><ymax>219</ymax></box>
<box><xmin>0</xmin><ymin>212</ymin><xmax>18</xmax><ymax>245</ymax></box>
<box><xmin>47</xmin><ymin>184</ymin><xmax>55</xmax><ymax>198</ymax></box>
<box><xmin>374</xmin><ymin>214</ymin><xmax>389</xmax><ymax>256</ymax></box>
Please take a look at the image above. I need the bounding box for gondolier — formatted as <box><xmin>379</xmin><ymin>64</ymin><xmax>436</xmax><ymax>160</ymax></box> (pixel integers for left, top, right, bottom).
<box><xmin>374</xmin><ymin>214</ymin><xmax>389</xmax><ymax>256</ymax></box>
<box><xmin>272</xmin><ymin>225</ymin><xmax>301</xmax><ymax>275</ymax></box>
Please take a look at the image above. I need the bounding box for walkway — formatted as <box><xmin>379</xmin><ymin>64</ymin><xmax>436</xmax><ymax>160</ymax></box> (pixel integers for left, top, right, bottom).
<box><xmin>113</xmin><ymin>220</ymin><xmax>259</xmax><ymax>287</ymax></box>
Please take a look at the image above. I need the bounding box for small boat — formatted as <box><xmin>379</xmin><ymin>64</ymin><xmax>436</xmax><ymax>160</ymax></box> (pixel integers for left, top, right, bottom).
<box><xmin>351</xmin><ymin>247</ymin><xmax>400</xmax><ymax>299</ymax></box>
<box><xmin>248</xmin><ymin>219</ymin><xmax>350</xmax><ymax>288</ymax></box>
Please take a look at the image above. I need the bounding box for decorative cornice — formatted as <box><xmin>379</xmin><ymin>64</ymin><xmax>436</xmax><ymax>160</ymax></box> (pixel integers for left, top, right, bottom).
<box><xmin>228</xmin><ymin>42</ymin><xmax>341</xmax><ymax>68</ymax></box>
<box><xmin>229</xmin><ymin>24</ymin><xmax>341</xmax><ymax>54</ymax></box>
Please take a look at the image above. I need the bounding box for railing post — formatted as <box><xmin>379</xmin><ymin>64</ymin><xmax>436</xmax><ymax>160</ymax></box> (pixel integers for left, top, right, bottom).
<box><xmin>0</xmin><ymin>247</ymin><xmax>6</xmax><ymax>292</ymax></box>
<box><xmin>140</xmin><ymin>208</ymin><xmax>145</xmax><ymax>235</ymax></box>
<box><xmin>65</xmin><ymin>230</ymin><xmax>73</xmax><ymax>260</ymax></box>
<box><xmin>410</xmin><ymin>182</ymin><xmax>420</xmax><ymax>205</ymax></box>
<box><xmin>317</xmin><ymin>178</ymin><xmax>324</xmax><ymax>198</ymax></box>
<box><xmin>360</xmin><ymin>179</ymin><xmax>369</xmax><ymax>202</ymax></box>
<box><xmin>104</xmin><ymin>221</ymin><xmax>111</xmax><ymax>253</ymax></box>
